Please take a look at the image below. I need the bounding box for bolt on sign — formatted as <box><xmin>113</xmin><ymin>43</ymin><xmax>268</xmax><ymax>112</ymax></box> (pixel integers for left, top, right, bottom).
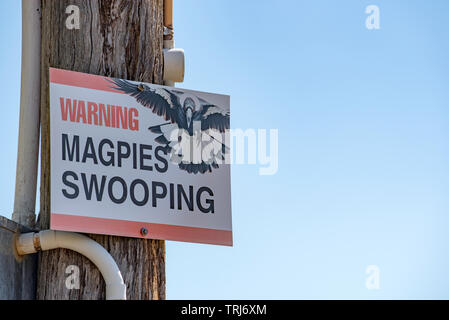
<box><xmin>49</xmin><ymin>68</ymin><xmax>232</xmax><ymax>246</ymax></box>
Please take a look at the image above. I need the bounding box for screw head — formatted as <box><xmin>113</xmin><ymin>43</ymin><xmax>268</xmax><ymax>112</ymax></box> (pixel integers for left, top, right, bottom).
<box><xmin>140</xmin><ymin>227</ymin><xmax>148</xmax><ymax>236</ymax></box>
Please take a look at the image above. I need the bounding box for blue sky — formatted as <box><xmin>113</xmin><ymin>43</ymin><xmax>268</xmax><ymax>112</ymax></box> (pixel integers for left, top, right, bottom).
<box><xmin>2</xmin><ymin>0</ymin><xmax>449</xmax><ymax>299</ymax></box>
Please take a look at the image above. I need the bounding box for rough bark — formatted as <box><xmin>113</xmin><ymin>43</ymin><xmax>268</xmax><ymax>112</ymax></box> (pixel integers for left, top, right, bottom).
<box><xmin>37</xmin><ymin>0</ymin><xmax>165</xmax><ymax>300</ymax></box>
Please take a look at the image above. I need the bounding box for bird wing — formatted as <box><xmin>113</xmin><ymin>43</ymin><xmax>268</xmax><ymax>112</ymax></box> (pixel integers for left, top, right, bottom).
<box><xmin>108</xmin><ymin>78</ymin><xmax>185</xmax><ymax>126</ymax></box>
<box><xmin>197</xmin><ymin>97</ymin><xmax>230</xmax><ymax>133</ymax></box>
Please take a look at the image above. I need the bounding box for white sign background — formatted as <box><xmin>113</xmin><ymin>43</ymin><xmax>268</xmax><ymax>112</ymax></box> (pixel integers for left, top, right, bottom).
<box><xmin>49</xmin><ymin>68</ymin><xmax>232</xmax><ymax>246</ymax></box>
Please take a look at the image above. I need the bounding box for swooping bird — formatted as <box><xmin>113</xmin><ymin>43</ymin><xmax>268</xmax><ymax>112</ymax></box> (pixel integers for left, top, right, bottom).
<box><xmin>108</xmin><ymin>78</ymin><xmax>230</xmax><ymax>174</ymax></box>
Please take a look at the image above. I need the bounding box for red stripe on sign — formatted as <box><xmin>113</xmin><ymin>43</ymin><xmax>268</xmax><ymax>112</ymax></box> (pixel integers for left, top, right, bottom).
<box><xmin>49</xmin><ymin>67</ymin><xmax>123</xmax><ymax>94</ymax></box>
<box><xmin>51</xmin><ymin>213</ymin><xmax>233</xmax><ymax>246</ymax></box>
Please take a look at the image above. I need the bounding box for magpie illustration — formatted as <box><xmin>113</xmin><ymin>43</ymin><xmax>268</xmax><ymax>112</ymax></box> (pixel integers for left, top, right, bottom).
<box><xmin>108</xmin><ymin>78</ymin><xmax>230</xmax><ymax>174</ymax></box>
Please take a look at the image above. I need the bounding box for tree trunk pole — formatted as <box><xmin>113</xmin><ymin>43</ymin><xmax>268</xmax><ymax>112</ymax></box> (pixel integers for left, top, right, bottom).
<box><xmin>37</xmin><ymin>0</ymin><xmax>166</xmax><ymax>300</ymax></box>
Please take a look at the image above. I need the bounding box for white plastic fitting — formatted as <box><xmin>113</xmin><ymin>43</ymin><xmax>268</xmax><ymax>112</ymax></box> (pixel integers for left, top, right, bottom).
<box><xmin>16</xmin><ymin>230</ymin><xmax>127</xmax><ymax>300</ymax></box>
<box><xmin>163</xmin><ymin>47</ymin><xmax>185</xmax><ymax>83</ymax></box>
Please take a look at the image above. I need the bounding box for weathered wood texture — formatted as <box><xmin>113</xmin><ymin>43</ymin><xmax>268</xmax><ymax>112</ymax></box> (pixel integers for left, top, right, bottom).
<box><xmin>0</xmin><ymin>216</ymin><xmax>37</xmax><ymax>300</ymax></box>
<box><xmin>37</xmin><ymin>0</ymin><xmax>165</xmax><ymax>300</ymax></box>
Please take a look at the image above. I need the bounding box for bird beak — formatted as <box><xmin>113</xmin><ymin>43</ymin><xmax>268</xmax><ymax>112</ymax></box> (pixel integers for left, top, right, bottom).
<box><xmin>186</xmin><ymin>109</ymin><xmax>192</xmax><ymax>125</ymax></box>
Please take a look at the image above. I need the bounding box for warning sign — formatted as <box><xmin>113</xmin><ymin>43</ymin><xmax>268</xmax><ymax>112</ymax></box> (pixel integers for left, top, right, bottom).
<box><xmin>49</xmin><ymin>68</ymin><xmax>232</xmax><ymax>246</ymax></box>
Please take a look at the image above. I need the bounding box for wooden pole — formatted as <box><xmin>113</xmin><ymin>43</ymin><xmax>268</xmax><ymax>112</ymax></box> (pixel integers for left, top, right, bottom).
<box><xmin>37</xmin><ymin>0</ymin><xmax>166</xmax><ymax>300</ymax></box>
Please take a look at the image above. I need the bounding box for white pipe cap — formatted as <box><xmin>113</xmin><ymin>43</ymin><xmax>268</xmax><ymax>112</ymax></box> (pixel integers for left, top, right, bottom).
<box><xmin>163</xmin><ymin>48</ymin><xmax>185</xmax><ymax>83</ymax></box>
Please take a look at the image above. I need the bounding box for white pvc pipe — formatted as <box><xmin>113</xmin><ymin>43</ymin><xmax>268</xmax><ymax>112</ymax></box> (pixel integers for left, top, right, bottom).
<box><xmin>16</xmin><ymin>230</ymin><xmax>127</xmax><ymax>300</ymax></box>
<box><xmin>12</xmin><ymin>0</ymin><xmax>42</xmax><ymax>228</ymax></box>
